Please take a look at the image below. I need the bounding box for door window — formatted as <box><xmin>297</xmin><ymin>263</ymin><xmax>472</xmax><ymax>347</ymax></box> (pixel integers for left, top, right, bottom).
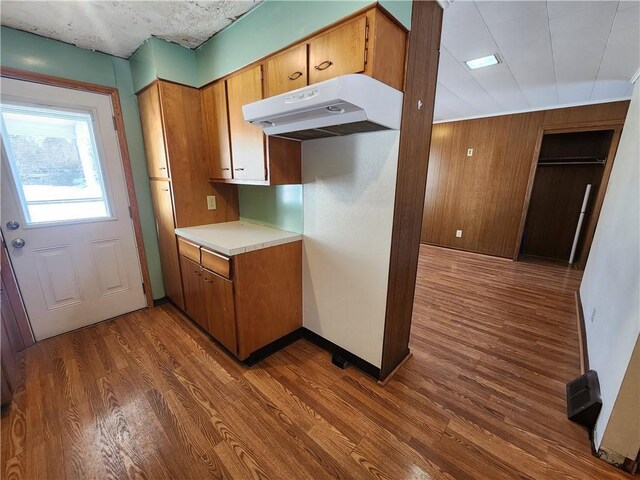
<box><xmin>0</xmin><ymin>103</ymin><xmax>111</xmax><ymax>225</ymax></box>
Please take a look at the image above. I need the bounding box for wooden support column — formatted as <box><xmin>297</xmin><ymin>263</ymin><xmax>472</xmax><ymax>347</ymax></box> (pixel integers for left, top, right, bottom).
<box><xmin>380</xmin><ymin>0</ymin><xmax>443</xmax><ymax>381</ymax></box>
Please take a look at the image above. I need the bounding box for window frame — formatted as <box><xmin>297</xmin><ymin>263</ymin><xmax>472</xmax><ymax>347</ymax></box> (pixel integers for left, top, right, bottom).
<box><xmin>0</xmin><ymin>98</ymin><xmax>118</xmax><ymax>228</ymax></box>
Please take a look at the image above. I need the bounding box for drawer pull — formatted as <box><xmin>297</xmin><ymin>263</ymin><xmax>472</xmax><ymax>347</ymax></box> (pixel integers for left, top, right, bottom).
<box><xmin>288</xmin><ymin>71</ymin><xmax>303</xmax><ymax>80</ymax></box>
<box><xmin>315</xmin><ymin>60</ymin><xmax>333</xmax><ymax>71</ymax></box>
<box><xmin>221</xmin><ymin>167</ymin><xmax>230</xmax><ymax>171</ymax></box>
<box><xmin>235</xmin><ymin>168</ymin><xmax>245</xmax><ymax>171</ymax></box>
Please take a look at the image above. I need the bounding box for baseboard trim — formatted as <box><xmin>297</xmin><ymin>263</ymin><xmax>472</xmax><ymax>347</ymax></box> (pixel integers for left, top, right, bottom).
<box><xmin>378</xmin><ymin>351</ymin><xmax>412</xmax><ymax>386</ymax></box>
<box><xmin>301</xmin><ymin>328</ymin><xmax>381</xmax><ymax>380</ymax></box>
<box><xmin>153</xmin><ymin>296</ymin><xmax>169</xmax><ymax>307</ymax></box>
<box><xmin>243</xmin><ymin>328</ymin><xmax>305</xmax><ymax>366</ymax></box>
<box><xmin>574</xmin><ymin>291</ymin><xmax>589</xmax><ymax>374</ymax></box>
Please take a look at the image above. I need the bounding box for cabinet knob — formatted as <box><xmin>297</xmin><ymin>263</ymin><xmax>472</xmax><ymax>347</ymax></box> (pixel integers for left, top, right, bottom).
<box><xmin>314</xmin><ymin>60</ymin><xmax>333</xmax><ymax>71</ymax></box>
<box><xmin>159</xmin><ymin>167</ymin><xmax>167</xmax><ymax>170</ymax></box>
<box><xmin>288</xmin><ymin>71</ymin><xmax>303</xmax><ymax>80</ymax></box>
<box><xmin>221</xmin><ymin>167</ymin><xmax>230</xmax><ymax>171</ymax></box>
<box><xmin>235</xmin><ymin>168</ymin><xmax>245</xmax><ymax>171</ymax></box>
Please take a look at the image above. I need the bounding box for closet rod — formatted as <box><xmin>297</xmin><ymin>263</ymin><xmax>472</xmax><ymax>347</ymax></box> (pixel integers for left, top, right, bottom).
<box><xmin>538</xmin><ymin>160</ymin><xmax>606</xmax><ymax>166</ymax></box>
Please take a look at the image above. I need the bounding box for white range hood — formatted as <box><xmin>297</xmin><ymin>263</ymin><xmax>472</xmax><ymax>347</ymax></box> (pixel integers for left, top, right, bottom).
<box><xmin>242</xmin><ymin>74</ymin><xmax>403</xmax><ymax>141</ymax></box>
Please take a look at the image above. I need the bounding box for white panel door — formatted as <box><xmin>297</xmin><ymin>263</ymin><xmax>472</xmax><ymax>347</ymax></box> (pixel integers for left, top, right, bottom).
<box><xmin>0</xmin><ymin>77</ymin><xmax>146</xmax><ymax>340</ymax></box>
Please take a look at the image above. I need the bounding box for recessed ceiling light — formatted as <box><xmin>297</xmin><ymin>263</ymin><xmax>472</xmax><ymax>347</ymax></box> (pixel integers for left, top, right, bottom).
<box><xmin>465</xmin><ymin>54</ymin><xmax>499</xmax><ymax>70</ymax></box>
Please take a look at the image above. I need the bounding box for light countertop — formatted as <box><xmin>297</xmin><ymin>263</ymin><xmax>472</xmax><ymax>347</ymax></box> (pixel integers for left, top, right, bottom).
<box><xmin>175</xmin><ymin>221</ymin><xmax>302</xmax><ymax>257</ymax></box>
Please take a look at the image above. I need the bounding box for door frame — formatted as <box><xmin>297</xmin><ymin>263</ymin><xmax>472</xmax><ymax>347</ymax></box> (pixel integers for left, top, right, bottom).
<box><xmin>1</xmin><ymin>67</ymin><xmax>154</xmax><ymax>308</ymax></box>
<box><xmin>513</xmin><ymin>120</ymin><xmax>624</xmax><ymax>269</ymax></box>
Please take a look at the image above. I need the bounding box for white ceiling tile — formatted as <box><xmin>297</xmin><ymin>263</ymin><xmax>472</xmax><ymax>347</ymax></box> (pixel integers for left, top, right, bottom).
<box><xmin>475</xmin><ymin>1</ymin><xmax>546</xmax><ymax>29</ymax></box>
<box><xmin>435</xmin><ymin>83</ymin><xmax>481</xmax><ymax>120</ymax></box>
<box><xmin>438</xmin><ymin>48</ymin><xmax>504</xmax><ymax>115</ymax></box>
<box><xmin>468</xmin><ymin>63</ymin><xmax>530</xmax><ymax>110</ymax></box>
<box><xmin>592</xmin><ymin>3</ymin><xmax>640</xmax><ymax>100</ymax></box>
<box><xmin>441</xmin><ymin>1</ymin><xmax>499</xmax><ymax>62</ymax></box>
<box><xmin>547</xmin><ymin>1</ymin><xmax>617</xmax><ymax>20</ymax></box>
<box><xmin>618</xmin><ymin>0</ymin><xmax>639</xmax><ymax>11</ymax></box>
<box><xmin>550</xmin><ymin>1</ymin><xmax>619</xmax><ymax>103</ymax></box>
<box><xmin>486</xmin><ymin>8</ymin><xmax>558</xmax><ymax>108</ymax></box>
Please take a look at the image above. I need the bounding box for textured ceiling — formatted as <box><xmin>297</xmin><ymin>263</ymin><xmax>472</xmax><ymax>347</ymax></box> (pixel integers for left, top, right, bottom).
<box><xmin>434</xmin><ymin>0</ymin><xmax>640</xmax><ymax>122</ymax></box>
<box><xmin>0</xmin><ymin>0</ymin><xmax>261</xmax><ymax>58</ymax></box>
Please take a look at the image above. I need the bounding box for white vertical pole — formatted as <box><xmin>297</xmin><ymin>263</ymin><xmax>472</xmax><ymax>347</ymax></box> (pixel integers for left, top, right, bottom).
<box><xmin>569</xmin><ymin>184</ymin><xmax>592</xmax><ymax>265</ymax></box>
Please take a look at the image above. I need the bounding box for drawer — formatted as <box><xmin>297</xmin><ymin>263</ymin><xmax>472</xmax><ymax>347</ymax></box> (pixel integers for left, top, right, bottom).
<box><xmin>201</xmin><ymin>248</ymin><xmax>232</xmax><ymax>279</ymax></box>
<box><xmin>177</xmin><ymin>237</ymin><xmax>200</xmax><ymax>263</ymax></box>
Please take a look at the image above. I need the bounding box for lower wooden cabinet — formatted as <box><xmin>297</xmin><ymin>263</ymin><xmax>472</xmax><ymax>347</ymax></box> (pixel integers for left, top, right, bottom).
<box><xmin>180</xmin><ymin>255</ymin><xmax>207</xmax><ymax>330</ymax></box>
<box><xmin>149</xmin><ymin>180</ymin><xmax>184</xmax><ymax>309</ymax></box>
<box><xmin>177</xmin><ymin>238</ymin><xmax>302</xmax><ymax>360</ymax></box>
<box><xmin>202</xmin><ymin>270</ymin><xmax>237</xmax><ymax>354</ymax></box>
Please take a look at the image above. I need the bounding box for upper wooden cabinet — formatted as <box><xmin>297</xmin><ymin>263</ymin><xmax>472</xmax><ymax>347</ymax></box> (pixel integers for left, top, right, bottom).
<box><xmin>266</xmin><ymin>44</ymin><xmax>308</xmax><ymax>97</ymax></box>
<box><xmin>201</xmin><ymin>80</ymin><xmax>232</xmax><ymax>180</ymax></box>
<box><xmin>138</xmin><ymin>83</ymin><xmax>169</xmax><ymax>178</ymax></box>
<box><xmin>138</xmin><ymin>81</ymin><xmax>239</xmax><ymax>228</ymax></box>
<box><xmin>200</xmin><ymin>6</ymin><xmax>405</xmax><ymax>186</ymax></box>
<box><xmin>268</xmin><ymin>8</ymin><xmax>406</xmax><ymax>96</ymax></box>
<box><xmin>226</xmin><ymin>65</ymin><xmax>266</xmax><ymax>182</ymax></box>
<box><xmin>309</xmin><ymin>16</ymin><xmax>367</xmax><ymax>85</ymax></box>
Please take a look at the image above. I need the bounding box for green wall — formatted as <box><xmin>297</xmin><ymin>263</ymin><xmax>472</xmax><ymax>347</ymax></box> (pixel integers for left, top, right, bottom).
<box><xmin>0</xmin><ymin>26</ymin><xmax>165</xmax><ymax>299</ymax></box>
<box><xmin>238</xmin><ymin>185</ymin><xmax>304</xmax><ymax>233</ymax></box>
<box><xmin>130</xmin><ymin>37</ymin><xmax>199</xmax><ymax>93</ymax></box>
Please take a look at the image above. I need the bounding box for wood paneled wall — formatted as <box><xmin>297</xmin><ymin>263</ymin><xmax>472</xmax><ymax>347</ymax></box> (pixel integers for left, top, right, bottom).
<box><xmin>421</xmin><ymin>101</ymin><xmax>630</xmax><ymax>258</ymax></box>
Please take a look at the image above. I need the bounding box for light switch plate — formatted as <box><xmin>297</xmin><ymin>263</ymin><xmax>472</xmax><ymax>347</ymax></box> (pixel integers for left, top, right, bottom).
<box><xmin>207</xmin><ymin>196</ymin><xmax>217</xmax><ymax>210</ymax></box>
<box><xmin>456</xmin><ymin>229</ymin><xmax>463</xmax><ymax>238</ymax></box>
<box><xmin>467</xmin><ymin>148</ymin><xmax>473</xmax><ymax>157</ymax></box>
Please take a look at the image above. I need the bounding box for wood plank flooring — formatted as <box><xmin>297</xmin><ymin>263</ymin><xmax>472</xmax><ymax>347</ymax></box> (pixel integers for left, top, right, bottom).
<box><xmin>1</xmin><ymin>245</ymin><xmax>631</xmax><ymax>479</ymax></box>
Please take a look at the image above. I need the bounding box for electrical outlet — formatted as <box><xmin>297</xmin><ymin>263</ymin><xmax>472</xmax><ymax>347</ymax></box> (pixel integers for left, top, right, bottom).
<box><xmin>207</xmin><ymin>196</ymin><xmax>217</xmax><ymax>210</ymax></box>
<box><xmin>591</xmin><ymin>308</ymin><xmax>596</xmax><ymax>323</ymax></box>
<box><xmin>467</xmin><ymin>148</ymin><xmax>473</xmax><ymax>157</ymax></box>
<box><xmin>456</xmin><ymin>230</ymin><xmax>463</xmax><ymax>238</ymax></box>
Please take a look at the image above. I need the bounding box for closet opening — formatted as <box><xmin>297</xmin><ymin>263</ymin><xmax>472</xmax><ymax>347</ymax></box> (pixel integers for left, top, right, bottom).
<box><xmin>517</xmin><ymin>126</ymin><xmax>622</xmax><ymax>269</ymax></box>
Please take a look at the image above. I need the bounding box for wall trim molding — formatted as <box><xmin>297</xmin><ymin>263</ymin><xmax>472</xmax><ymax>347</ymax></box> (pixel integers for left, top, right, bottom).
<box><xmin>434</xmin><ymin>97</ymin><xmax>633</xmax><ymax>125</ymax></box>
<box><xmin>575</xmin><ymin>290</ymin><xmax>590</xmax><ymax>374</ymax></box>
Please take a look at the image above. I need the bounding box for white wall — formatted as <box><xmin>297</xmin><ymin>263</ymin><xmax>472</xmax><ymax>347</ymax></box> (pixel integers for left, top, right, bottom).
<box><xmin>599</xmin><ymin>337</ymin><xmax>640</xmax><ymax>461</ymax></box>
<box><xmin>580</xmin><ymin>80</ymin><xmax>640</xmax><ymax>451</ymax></box>
<box><xmin>302</xmin><ymin>131</ymin><xmax>399</xmax><ymax>368</ymax></box>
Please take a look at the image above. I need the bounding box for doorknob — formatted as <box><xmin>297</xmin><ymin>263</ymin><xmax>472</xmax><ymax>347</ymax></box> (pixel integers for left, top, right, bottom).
<box><xmin>11</xmin><ymin>238</ymin><xmax>25</xmax><ymax>249</ymax></box>
<box><xmin>6</xmin><ymin>221</ymin><xmax>19</xmax><ymax>230</ymax></box>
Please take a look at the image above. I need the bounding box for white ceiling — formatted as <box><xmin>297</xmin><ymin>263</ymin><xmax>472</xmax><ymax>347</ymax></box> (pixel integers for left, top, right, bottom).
<box><xmin>435</xmin><ymin>0</ymin><xmax>640</xmax><ymax>122</ymax></box>
<box><xmin>0</xmin><ymin>0</ymin><xmax>260</xmax><ymax>58</ymax></box>
<box><xmin>0</xmin><ymin>1</ymin><xmax>638</xmax><ymax>122</ymax></box>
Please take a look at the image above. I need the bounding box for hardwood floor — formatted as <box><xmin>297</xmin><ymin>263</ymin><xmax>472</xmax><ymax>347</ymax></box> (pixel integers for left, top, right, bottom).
<box><xmin>1</xmin><ymin>245</ymin><xmax>630</xmax><ymax>479</ymax></box>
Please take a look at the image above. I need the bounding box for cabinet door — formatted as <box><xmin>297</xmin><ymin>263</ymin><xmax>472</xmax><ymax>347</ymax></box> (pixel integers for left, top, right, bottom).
<box><xmin>266</xmin><ymin>44</ymin><xmax>308</xmax><ymax>97</ymax></box>
<box><xmin>138</xmin><ymin>83</ymin><xmax>169</xmax><ymax>178</ymax></box>
<box><xmin>201</xmin><ymin>81</ymin><xmax>233</xmax><ymax>180</ymax></box>
<box><xmin>180</xmin><ymin>255</ymin><xmax>206</xmax><ymax>329</ymax></box>
<box><xmin>202</xmin><ymin>269</ymin><xmax>237</xmax><ymax>354</ymax></box>
<box><xmin>308</xmin><ymin>16</ymin><xmax>367</xmax><ymax>84</ymax></box>
<box><xmin>149</xmin><ymin>180</ymin><xmax>184</xmax><ymax>310</ymax></box>
<box><xmin>226</xmin><ymin>65</ymin><xmax>266</xmax><ymax>181</ymax></box>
